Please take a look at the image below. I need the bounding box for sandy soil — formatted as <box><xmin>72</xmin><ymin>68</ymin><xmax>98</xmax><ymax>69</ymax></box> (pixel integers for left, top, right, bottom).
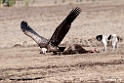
<box><xmin>0</xmin><ymin>0</ymin><xmax>124</xmax><ymax>83</ymax></box>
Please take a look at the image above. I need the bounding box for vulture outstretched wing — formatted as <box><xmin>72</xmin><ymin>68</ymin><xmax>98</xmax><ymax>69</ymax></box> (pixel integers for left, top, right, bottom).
<box><xmin>21</xmin><ymin>21</ymin><xmax>48</xmax><ymax>48</ymax></box>
<box><xmin>21</xmin><ymin>7</ymin><xmax>81</xmax><ymax>54</ymax></box>
<box><xmin>48</xmin><ymin>7</ymin><xmax>81</xmax><ymax>47</ymax></box>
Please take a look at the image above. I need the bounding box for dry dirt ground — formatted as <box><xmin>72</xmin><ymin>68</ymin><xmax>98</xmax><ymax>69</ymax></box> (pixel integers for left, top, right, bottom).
<box><xmin>1</xmin><ymin>1</ymin><xmax>124</xmax><ymax>83</ymax></box>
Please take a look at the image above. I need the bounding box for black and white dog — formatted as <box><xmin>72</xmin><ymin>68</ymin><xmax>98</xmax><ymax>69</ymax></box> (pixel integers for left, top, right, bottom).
<box><xmin>96</xmin><ymin>34</ymin><xmax>122</xmax><ymax>52</ymax></box>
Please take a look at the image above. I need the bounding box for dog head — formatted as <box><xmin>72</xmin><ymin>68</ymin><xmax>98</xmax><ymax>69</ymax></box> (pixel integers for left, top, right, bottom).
<box><xmin>117</xmin><ymin>36</ymin><xmax>123</xmax><ymax>42</ymax></box>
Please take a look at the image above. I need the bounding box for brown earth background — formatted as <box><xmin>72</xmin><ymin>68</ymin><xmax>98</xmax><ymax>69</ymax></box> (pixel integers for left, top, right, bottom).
<box><xmin>0</xmin><ymin>0</ymin><xmax>124</xmax><ymax>83</ymax></box>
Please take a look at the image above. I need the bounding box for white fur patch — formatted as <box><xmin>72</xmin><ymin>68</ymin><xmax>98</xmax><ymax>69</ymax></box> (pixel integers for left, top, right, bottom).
<box><xmin>41</xmin><ymin>48</ymin><xmax>47</xmax><ymax>54</ymax></box>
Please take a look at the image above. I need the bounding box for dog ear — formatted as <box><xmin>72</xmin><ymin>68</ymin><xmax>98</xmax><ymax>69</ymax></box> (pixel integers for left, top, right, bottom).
<box><xmin>96</xmin><ymin>35</ymin><xmax>103</xmax><ymax>41</ymax></box>
<box><xmin>117</xmin><ymin>36</ymin><xmax>123</xmax><ymax>42</ymax></box>
<box><xmin>108</xmin><ymin>35</ymin><xmax>112</xmax><ymax>40</ymax></box>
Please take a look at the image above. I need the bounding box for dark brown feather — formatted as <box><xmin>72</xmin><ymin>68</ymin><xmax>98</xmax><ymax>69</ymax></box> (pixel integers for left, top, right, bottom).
<box><xmin>62</xmin><ymin>44</ymin><xmax>88</xmax><ymax>55</ymax></box>
<box><xmin>20</xmin><ymin>21</ymin><xmax>48</xmax><ymax>48</ymax></box>
<box><xmin>48</xmin><ymin>7</ymin><xmax>81</xmax><ymax>47</ymax></box>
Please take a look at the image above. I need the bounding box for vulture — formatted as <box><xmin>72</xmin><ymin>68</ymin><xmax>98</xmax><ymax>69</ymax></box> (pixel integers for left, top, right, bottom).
<box><xmin>21</xmin><ymin>7</ymin><xmax>81</xmax><ymax>54</ymax></box>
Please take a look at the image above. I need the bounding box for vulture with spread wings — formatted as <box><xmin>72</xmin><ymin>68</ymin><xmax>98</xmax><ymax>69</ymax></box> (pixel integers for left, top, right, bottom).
<box><xmin>21</xmin><ymin>7</ymin><xmax>81</xmax><ymax>54</ymax></box>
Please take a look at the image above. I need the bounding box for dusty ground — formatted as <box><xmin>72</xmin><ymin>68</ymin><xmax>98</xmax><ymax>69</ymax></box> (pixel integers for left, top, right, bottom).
<box><xmin>0</xmin><ymin>0</ymin><xmax>124</xmax><ymax>83</ymax></box>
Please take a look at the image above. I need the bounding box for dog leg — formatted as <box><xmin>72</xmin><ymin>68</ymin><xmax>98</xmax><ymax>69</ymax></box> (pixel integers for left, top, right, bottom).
<box><xmin>103</xmin><ymin>41</ymin><xmax>107</xmax><ymax>52</ymax></box>
<box><xmin>112</xmin><ymin>44</ymin><xmax>116</xmax><ymax>52</ymax></box>
<box><xmin>115</xmin><ymin>43</ymin><xmax>118</xmax><ymax>52</ymax></box>
<box><xmin>104</xmin><ymin>44</ymin><xmax>107</xmax><ymax>52</ymax></box>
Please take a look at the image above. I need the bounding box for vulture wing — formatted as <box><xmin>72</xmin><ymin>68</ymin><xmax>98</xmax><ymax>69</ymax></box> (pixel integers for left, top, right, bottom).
<box><xmin>20</xmin><ymin>21</ymin><xmax>48</xmax><ymax>48</ymax></box>
<box><xmin>48</xmin><ymin>7</ymin><xmax>81</xmax><ymax>47</ymax></box>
